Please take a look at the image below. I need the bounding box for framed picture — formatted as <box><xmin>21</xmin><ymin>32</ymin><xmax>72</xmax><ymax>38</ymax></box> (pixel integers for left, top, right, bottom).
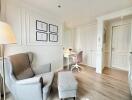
<box><xmin>49</xmin><ymin>24</ymin><xmax>58</xmax><ymax>33</ymax></box>
<box><xmin>49</xmin><ymin>33</ymin><xmax>58</xmax><ymax>42</ymax></box>
<box><xmin>36</xmin><ymin>31</ymin><xmax>48</xmax><ymax>41</ymax></box>
<box><xmin>36</xmin><ymin>20</ymin><xmax>48</xmax><ymax>32</ymax></box>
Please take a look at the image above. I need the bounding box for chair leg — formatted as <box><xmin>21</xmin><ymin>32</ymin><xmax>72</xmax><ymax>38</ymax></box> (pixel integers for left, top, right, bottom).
<box><xmin>71</xmin><ymin>64</ymin><xmax>81</xmax><ymax>72</ymax></box>
<box><xmin>73</xmin><ymin>97</ymin><xmax>76</xmax><ymax>100</ymax></box>
<box><xmin>77</xmin><ymin>67</ymin><xmax>80</xmax><ymax>72</ymax></box>
<box><xmin>71</xmin><ymin>65</ymin><xmax>80</xmax><ymax>72</ymax></box>
<box><xmin>71</xmin><ymin>65</ymin><xmax>75</xmax><ymax>71</ymax></box>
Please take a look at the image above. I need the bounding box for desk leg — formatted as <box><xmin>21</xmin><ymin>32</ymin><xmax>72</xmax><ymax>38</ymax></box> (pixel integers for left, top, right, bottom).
<box><xmin>68</xmin><ymin>56</ymin><xmax>70</xmax><ymax>70</ymax></box>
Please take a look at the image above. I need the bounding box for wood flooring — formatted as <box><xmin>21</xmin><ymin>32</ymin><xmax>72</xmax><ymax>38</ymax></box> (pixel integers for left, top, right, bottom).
<box><xmin>49</xmin><ymin>65</ymin><xmax>132</xmax><ymax>100</ymax></box>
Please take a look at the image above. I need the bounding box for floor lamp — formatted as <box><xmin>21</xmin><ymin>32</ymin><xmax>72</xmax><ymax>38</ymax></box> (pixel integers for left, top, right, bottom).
<box><xmin>0</xmin><ymin>21</ymin><xmax>16</xmax><ymax>100</ymax></box>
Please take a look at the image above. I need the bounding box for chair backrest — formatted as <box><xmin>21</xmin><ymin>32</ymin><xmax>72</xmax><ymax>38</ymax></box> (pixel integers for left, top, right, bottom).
<box><xmin>9</xmin><ymin>52</ymin><xmax>34</xmax><ymax>80</ymax></box>
<box><xmin>4</xmin><ymin>52</ymin><xmax>34</xmax><ymax>98</ymax></box>
<box><xmin>77</xmin><ymin>51</ymin><xmax>83</xmax><ymax>63</ymax></box>
<box><xmin>4</xmin><ymin>57</ymin><xmax>17</xmax><ymax>97</ymax></box>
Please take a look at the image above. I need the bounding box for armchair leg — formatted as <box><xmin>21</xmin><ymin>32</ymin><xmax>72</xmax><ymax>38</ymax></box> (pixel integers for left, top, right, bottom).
<box><xmin>60</xmin><ymin>97</ymin><xmax>76</xmax><ymax>100</ymax></box>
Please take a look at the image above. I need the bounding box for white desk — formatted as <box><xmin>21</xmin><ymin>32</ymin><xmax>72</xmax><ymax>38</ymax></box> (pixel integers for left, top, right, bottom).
<box><xmin>63</xmin><ymin>51</ymin><xmax>76</xmax><ymax>70</ymax></box>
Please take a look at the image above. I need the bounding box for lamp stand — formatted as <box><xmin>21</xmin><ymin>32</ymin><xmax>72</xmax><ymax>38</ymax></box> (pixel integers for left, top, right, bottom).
<box><xmin>1</xmin><ymin>44</ymin><xmax>6</xmax><ymax>100</ymax></box>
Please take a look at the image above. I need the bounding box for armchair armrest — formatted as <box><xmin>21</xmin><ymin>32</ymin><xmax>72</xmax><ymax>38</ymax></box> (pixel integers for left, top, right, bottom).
<box><xmin>16</xmin><ymin>76</ymin><xmax>42</xmax><ymax>85</ymax></box>
<box><xmin>15</xmin><ymin>77</ymin><xmax>43</xmax><ymax>100</ymax></box>
<box><xmin>33</xmin><ymin>63</ymin><xmax>51</xmax><ymax>75</ymax></box>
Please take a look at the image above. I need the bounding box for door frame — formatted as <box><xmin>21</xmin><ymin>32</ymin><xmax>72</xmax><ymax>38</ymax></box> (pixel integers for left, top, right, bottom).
<box><xmin>110</xmin><ymin>23</ymin><xmax>131</xmax><ymax>70</ymax></box>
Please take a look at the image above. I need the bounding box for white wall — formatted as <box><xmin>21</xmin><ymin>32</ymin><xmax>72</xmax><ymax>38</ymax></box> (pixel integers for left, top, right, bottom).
<box><xmin>75</xmin><ymin>23</ymin><xmax>97</xmax><ymax>68</ymax></box>
<box><xmin>103</xmin><ymin>21</ymin><xmax>111</xmax><ymax>67</ymax></box>
<box><xmin>4</xmin><ymin>0</ymin><xmax>63</xmax><ymax>71</ymax></box>
<box><xmin>0</xmin><ymin>0</ymin><xmax>6</xmax><ymax>21</ymax></box>
<box><xmin>63</xmin><ymin>13</ymin><xmax>132</xmax><ymax>71</ymax></box>
<box><xmin>63</xmin><ymin>25</ymin><xmax>76</xmax><ymax>49</ymax></box>
<box><xmin>75</xmin><ymin>16</ymin><xmax>132</xmax><ymax>70</ymax></box>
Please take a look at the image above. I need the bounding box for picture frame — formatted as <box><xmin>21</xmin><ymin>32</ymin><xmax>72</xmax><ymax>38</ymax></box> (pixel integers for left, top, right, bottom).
<box><xmin>49</xmin><ymin>24</ymin><xmax>58</xmax><ymax>33</ymax></box>
<box><xmin>36</xmin><ymin>20</ymin><xmax>48</xmax><ymax>32</ymax></box>
<box><xmin>36</xmin><ymin>31</ymin><xmax>48</xmax><ymax>41</ymax></box>
<box><xmin>49</xmin><ymin>33</ymin><xmax>58</xmax><ymax>42</ymax></box>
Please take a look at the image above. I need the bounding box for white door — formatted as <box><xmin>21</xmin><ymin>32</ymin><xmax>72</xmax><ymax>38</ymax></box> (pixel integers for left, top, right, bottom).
<box><xmin>111</xmin><ymin>24</ymin><xmax>131</xmax><ymax>71</ymax></box>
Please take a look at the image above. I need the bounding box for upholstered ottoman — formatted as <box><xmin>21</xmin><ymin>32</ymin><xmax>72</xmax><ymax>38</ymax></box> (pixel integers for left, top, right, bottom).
<box><xmin>58</xmin><ymin>71</ymin><xmax>78</xmax><ymax>100</ymax></box>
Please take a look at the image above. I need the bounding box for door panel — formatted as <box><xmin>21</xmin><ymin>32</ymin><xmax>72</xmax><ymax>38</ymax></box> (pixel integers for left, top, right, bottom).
<box><xmin>112</xmin><ymin>24</ymin><xmax>131</xmax><ymax>70</ymax></box>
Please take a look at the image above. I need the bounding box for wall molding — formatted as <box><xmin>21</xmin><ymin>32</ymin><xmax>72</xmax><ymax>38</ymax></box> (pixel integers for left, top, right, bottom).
<box><xmin>0</xmin><ymin>0</ymin><xmax>6</xmax><ymax>21</ymax></box>
<box><xmin>97</xmin><ymin>7</ymin><xmax>132</xmax><ymax>20</ymax></box>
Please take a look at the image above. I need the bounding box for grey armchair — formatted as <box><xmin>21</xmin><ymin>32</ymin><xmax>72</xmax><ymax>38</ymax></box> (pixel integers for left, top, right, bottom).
<box><xmin>129</xmin><ymin>54</ymin><xmax>132</xmax><ymax>95</ymax></box>
<box><xmin>4</xmin><ymin>52</ymin><xmax>54</xmax><ymax>100</ymax></box>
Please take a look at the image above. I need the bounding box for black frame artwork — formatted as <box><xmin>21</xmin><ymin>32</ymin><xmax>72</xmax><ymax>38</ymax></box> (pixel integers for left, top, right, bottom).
<box><xmin>49</xmin><ymin>24</ymin><xmax>58</xmax><ymax>33</ymax></box>
<box><xmin>36</xmin><ymin>31</ymin><xmax>48</xmax><ymax>41</ymax></box>
<box><xmin>36</xmin><ymin>20</ymin><xmax>48</xmax><ymax>32</ymax></box>
<box><xmin>49</xmin><ymin>33</ymin><xmax>58</xmax><ymax>42</ymax></box>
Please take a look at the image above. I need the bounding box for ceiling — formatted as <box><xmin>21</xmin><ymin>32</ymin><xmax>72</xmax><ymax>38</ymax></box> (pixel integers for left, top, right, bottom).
<box><xmin>21</xmin><ymin>0</ymin><xmax>132</xmax><ymax>28</ymax></box>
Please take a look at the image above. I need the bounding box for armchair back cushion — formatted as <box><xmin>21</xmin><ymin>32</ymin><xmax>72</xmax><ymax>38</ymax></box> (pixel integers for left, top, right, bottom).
<box><xmin>10</xmin><ymin>53</ymin><xmax>34</xmax><ymax>80</ymax></box>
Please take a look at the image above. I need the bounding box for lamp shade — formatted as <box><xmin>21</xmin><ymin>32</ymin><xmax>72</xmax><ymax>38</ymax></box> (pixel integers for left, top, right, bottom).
<box><xmin>0</xmin><ymin>21</ymin><xmax>16</xmax><ymax>44</ymax></box>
